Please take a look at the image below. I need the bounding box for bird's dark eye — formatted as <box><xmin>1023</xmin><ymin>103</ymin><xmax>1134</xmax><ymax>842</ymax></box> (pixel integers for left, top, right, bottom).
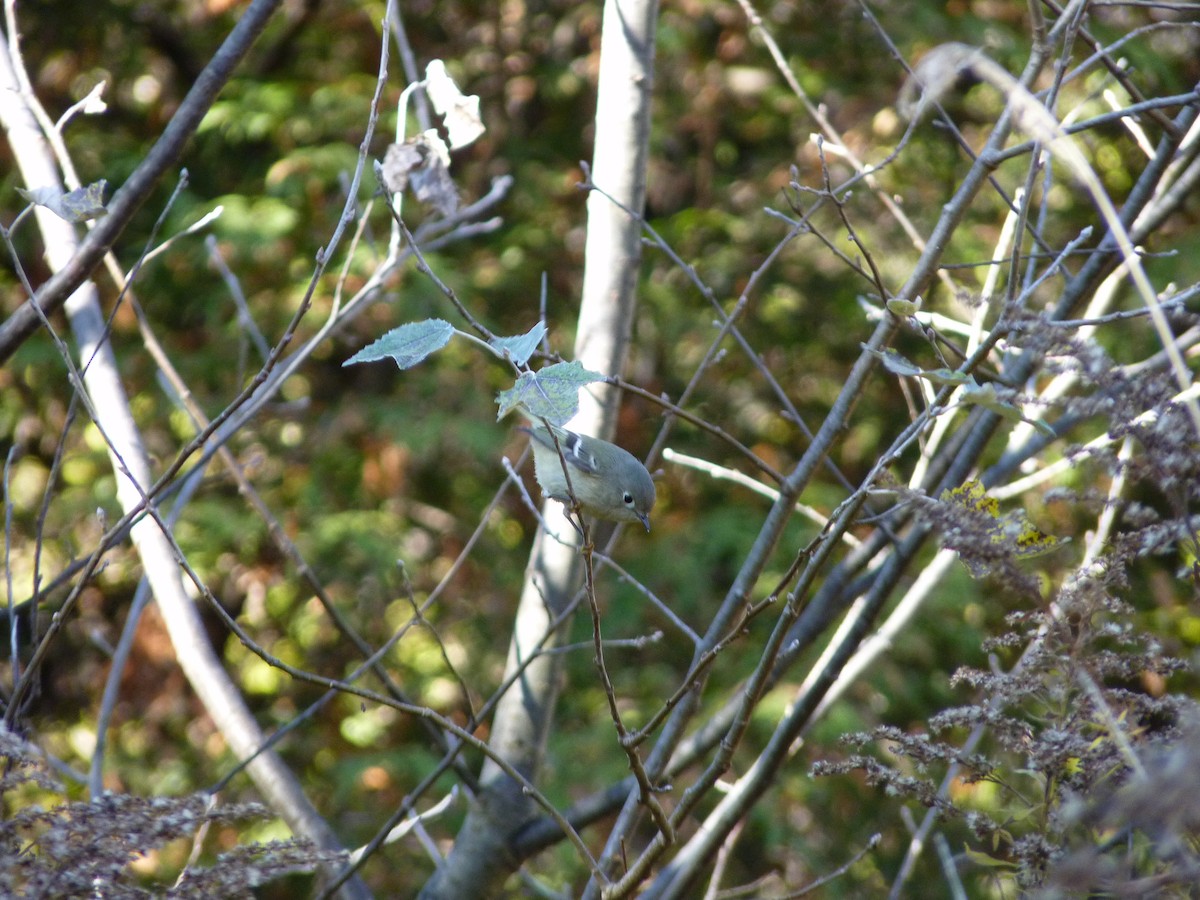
<box><xmin>623</xmin><ymin>492</ymin><xmax>634</xmax><ymax>505</ymax></box>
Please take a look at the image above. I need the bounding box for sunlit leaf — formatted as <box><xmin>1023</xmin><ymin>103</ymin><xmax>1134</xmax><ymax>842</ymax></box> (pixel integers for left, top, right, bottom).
<box><xmin>886</xmin><ymin>296</ymin><xmax>922</xmax><ymax>317</ymax></box>
<box><xmin>864</xmin><ymin>345</ymin><xmax>923</xmax><ymax>377</ymax></box>
<box><xmin>495</xmin><ymin>361</ymin><xmax>606</xmax><ymax>424</ymax></box>
<box><xmin>922</xmin><ymin>367</ymin><xmax>974</xmax><ymax>386</ymax></box>
<box><xmin>963</xmin><ymin>845</ymin><xmax>1016</xmax><ymax>868</ymax></box>
<box><xmin>490</xmin><ymin>322</ymin><xmax>547</xmax><ymax>367</ymax></box>
<box><xmin>425</xmin><ymin>59</ymin><xmax>485</xmax><ymax>149</ymax></box>
<box><xmin>959</xmin><ymin>382</ymin><xmax>1054</xmax><ymax>434</ymax></box>
<box><xmin>343</xmin><ymin>319</ymin><xmax>455</xmax><ymax>369</ymax></box>
<box><xmin>865</xmin><ymin>344</ymin><xmax>975</xmax><ymax>386</ymax></box>
<box><xmin>960</xmin><ymin>382</ymin><xmax>1024</xmax><ymax>422</ymax></box>
<box><xmin>76</xmin><ymin>81</ymin><xmax>108</xmax><ymax>115</ymax></box>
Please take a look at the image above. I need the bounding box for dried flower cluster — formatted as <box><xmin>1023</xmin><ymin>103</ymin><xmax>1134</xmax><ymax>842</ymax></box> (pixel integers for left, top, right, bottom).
<box><xmin>815</xmin><ymin>332</ymin><xmax>1200</xmax><ymax>891</ymax></box>
<box><xmin>0</xmin><ymin>726</ymin><xmax>342</xmax><ymax>898</ymax></box>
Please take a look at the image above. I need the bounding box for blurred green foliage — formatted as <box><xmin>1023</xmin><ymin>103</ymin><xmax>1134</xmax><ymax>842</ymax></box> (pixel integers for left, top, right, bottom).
<box><xmin>2</xmin><ymin>0</ymin><xmax>1198</xmax><ymax>895</ymax></box>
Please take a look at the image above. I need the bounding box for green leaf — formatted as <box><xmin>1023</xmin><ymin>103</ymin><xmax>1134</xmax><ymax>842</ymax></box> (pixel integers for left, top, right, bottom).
<box><xmin>885</xmin><ymin>296</ymin><xmax>922</xmax><ymax>316</ymax></box>
<box><xmin>490</xmin><ymin>322</ymin><xmax>546</xmax><ymax>367</ymax></box>
<box><xmin>960</xmin><ymin>382</ymin><xmax>1024</xmax><ymax>422</ymax></box>
<box><xmin>343</xmin><ymin>319</ymin><xmax>454</xmax><ymax>369</ymax></box>
<box><xmin>496</xmin><ymin>360</ymin><xmax>606</xmax><ymax>424</ymax></box>
<box><xmin>921</xmin><ymin>367</ymin><xmax>974</xmax><ymax>387</ymax></box>
<box><xmin>962</xmin><ymin>846</ymin><xmax>1016</xmax><ymax>869</ymax></box>
<box><xmin>864</xmin><ymin>344</ymin><xmax>974</xmax><ymax>386</ymax></box>
<box><xmin>864</xmin><ymin>345</ymin><xmax>923</xmax><ymax>377</ymax></box>
<box><xmin>959</xmin><ymin>383</ymin><xmax>1055</xmax><ymax>435</ymax></box>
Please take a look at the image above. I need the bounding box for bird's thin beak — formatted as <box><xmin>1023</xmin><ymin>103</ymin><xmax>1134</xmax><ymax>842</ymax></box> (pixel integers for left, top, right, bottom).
<box><xmin>637</xmin><ymin>513</ymin><xmax>651</xmax><ymax>532</ymax></box>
